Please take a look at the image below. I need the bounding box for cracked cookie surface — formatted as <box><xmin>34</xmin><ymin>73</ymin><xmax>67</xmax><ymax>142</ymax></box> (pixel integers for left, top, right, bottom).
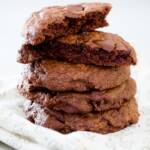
<box><xmin>23</xmin><ymin>3</ymin><xmax>111</xmax><ymax>45</ymax></box>
<box><xmin>18</xmin><ymin>31</ymin><xmax>136</xmax><ymax>66</ymax></box>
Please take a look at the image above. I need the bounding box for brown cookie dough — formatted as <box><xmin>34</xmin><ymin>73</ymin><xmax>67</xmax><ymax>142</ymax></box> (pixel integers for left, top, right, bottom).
<box><xmin>22</xmin><ymin>60</ymin><xmax>130</xmax><ymax>92</ymax></box>
<box><xmin>24</xmin><ymin>98</ymin><xmax>139</xmax><ymax>134</ymax></box>
<box><xmin>23</xmin><ymin>3</ymin><xmax>111</xmax><ymax>45</ymax></box>
<box><xmin>18</xmin><ymin>31</ymin><xmax>136</xmax><ymax>66</ymax></box>
<box><xmin>18</xmin><ymin>78</ymin><xmax>136</xmax><ymax>113</ymax></box>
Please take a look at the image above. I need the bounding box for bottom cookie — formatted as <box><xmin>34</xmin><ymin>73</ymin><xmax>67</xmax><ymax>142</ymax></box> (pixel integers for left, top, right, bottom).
<box><xmin>24</xmin><ymin>98</ymin><xmax>139</xmax><ymax>134</ymax></box>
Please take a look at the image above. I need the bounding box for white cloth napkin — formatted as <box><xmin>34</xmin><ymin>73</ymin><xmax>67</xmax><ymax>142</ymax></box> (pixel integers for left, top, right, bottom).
<box><xmin>0</xmin><ymin>73</ymin><xmax>150</xmax><ymax>150</ymax></box>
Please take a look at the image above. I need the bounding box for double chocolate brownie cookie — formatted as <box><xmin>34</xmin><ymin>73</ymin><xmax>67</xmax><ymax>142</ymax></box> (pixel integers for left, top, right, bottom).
<box><xmin>18</xmin><ymin>31</ymin><xmax>136</xmax><ymax>66</ymax></box>
<box><xmin>24</xmin><ymin>98</ymin><xmax>139</xmax><ymax>134</ymax></box>
<box><xmin>18</xmin><ymin>78</ymin><xmax>136</xmax><ymax>113</ymax></box>
<box><xmin>23</xmin><ymin>3</ymin><xmax>111</xmax><ymax>45</ymax></box>
<box><xmin>22</xmin><ymin>60</ymin><xmax>130</xmax><ymax>92</ymax></box>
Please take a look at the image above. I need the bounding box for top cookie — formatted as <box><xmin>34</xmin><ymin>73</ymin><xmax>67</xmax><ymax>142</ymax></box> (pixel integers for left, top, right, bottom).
<box><xmin>23</xmin><ymin>3</ymin><xmax>111</xmax><ymax>45</ymax></box>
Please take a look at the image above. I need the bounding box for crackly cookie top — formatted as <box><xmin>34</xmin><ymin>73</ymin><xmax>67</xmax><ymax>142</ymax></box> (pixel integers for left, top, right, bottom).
<box><xmin>18</xmin><ymin>31</ymin><xmax>136</xmax><ymax>66</ymax></box>
<box><xmin>57</xmin><ymin>31</ymin><xmax>137</xmax><ymax>63</ymax></box>
<box><xmin>23</xmin><ymin>3</ymin><xmax>111</xmax><ymax>45</ymax></box>
<box><xmin>58</xmin><ymin>31</ymin><xmax>132</xmax><ymax>52</ymax></box>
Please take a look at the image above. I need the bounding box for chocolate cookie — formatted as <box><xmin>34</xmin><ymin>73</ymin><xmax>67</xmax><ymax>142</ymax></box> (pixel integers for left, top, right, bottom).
<box><xmin>18</xmin><ymin>31</ymin><xmax>136</xmax><ymax>66</ymax></box>
<box><xmin>24</xmin><ymin>98</ymin><xmax>139</xmax><ymax>134</ymax></box>
<box><xmin>22</xmin><ymin>60</ymin><xmax>130</xmax><ymax>92</ymax></box>
<box><xmin>23</xmin><ymin>3</ymin><xmax>111</xmax><ymax>45</ymax></box>
<box><xmin>18</xmin><ymin>78</ymin><xmax>136</xmax><ymax>113</ymax></box>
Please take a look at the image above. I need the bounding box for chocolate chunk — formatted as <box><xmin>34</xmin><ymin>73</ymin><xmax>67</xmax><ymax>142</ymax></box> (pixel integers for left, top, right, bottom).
<box><xmin>93</xmin><ymin>39</ymin><xmax>115</xmax><ymax>52</ymax></box>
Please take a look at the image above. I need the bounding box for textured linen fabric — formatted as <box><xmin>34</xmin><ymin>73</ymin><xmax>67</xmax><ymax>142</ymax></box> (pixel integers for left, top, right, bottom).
<box><xmin>0</xmin><ymin>76</ymin><xmax>149</xmax><ymax>150</ymax></box>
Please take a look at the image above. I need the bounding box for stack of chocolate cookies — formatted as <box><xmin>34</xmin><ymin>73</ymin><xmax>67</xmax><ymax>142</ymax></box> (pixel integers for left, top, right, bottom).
<box><xmin>17</xmin><ymin>3</ymin><xmax>139</xmax><ymax>134</ymax></box>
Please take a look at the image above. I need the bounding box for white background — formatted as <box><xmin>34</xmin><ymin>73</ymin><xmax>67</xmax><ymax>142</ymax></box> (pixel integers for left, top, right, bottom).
<box><xmin>0</xmin><ymin>0</ymin><xmax>150</xmax><ymax>79</ymax></box>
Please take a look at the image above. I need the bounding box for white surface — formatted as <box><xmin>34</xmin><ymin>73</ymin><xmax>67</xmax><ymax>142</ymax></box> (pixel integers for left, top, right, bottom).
<box><xmin>0</xmin><ymin>142</ymin><xmax>14</xmax><ymax>150</ymax></box>
<box><xmin>0</xmin><ymin>0</ymin><xmax>150</xmax><ymax>149</ymax></box>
